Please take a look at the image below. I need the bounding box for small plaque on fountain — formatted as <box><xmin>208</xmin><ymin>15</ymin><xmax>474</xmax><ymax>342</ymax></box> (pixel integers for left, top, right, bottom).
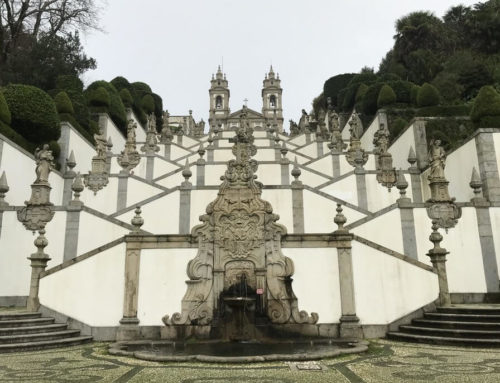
<box><xmin>256</xmin><ymin>288</ymin><xmax>264</xmax><ymax>295</ymax></box>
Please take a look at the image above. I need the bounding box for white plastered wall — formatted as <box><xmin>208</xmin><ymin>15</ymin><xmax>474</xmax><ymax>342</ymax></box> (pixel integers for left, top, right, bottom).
<box><xmin>360</xmin><ymin>114</ymin><xmax>380</xmax><ymax>150</ymax></box>
<box><xmin>77</xmin><ymin>211</ymin><xmax>129</xmax><ymax>255</ymax></box>
<box><xmin>39</xmin><ymin>243</ymin><xmax>126</xmax><ymax>326</ymax></box>
<box><xmin>320</xmin><ymin>175</ymin><xmax>358</xmax><ymax>206</ymax></box>
<box><xmin>137</xmin><ymin>249</ymin><xmax>197</xmax><ymax>326</ymax></box>
<box><xmin>261</xmin><ymin>189</ymin><xmax>293</xmax><ymax>232</ymax></box>
<box><xmin>352</xmin><ymin>241</ymin><xmax>438</xmax><ymax>324</ymax></box>
<box><xmin>365</xmin><ymin>174</ymin><xmax>404</xmax><ymax>212</ymax></box>
<box><xmin>66</xmin><ymin>126</ymin><xmax>96</xmax><ymax>174</ymax></box>
<box><xmin>306</xmin><ymin>156</ymin><xmax>333</xmax><ymax>178</ymax></box>
<box><xmin>79</xmin><ymin>178</ymin><xmax>119</xmax><ymax>215</ymax></box>
<box><xmin>104</xmin><ymin>116</ymin><xmax>126</xmax><ymax>150</ymax></box>
<box><xmin>388</xmin><ymin>124</ymin><xmax>415</xmax><ymax>170</ymax></box>
<box><xmin>284</xmin><ymin>248</ymin><xmax>341</xmax><ymax>323</ymax></box>
<box><xmin>489</xmin><ymin>208</ymin><xmax>500</xmax><ymax>277</ymax></box>
<box><xmin>444</xmin><ymin>138</ymin><xmax>478</xmax><ymax>202</ymax></box>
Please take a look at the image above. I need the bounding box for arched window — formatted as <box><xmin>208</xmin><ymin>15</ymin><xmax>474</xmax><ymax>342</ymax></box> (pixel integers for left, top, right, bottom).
<box><xmin>270</xmin><ymin>95</ymin><xmax>276</xmax><ymax>108</ymax></box>
<box><xmin>215</xmin><ymin>95</ymin><xmax>222</xmax><ymax>109</ymax></box>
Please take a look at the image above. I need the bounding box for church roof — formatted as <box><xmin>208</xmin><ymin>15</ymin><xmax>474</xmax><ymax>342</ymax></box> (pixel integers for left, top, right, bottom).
<box><xmin>228</xmin><ymin>107</ymin><xmax>263</xmax><ymax>119</ymax></box>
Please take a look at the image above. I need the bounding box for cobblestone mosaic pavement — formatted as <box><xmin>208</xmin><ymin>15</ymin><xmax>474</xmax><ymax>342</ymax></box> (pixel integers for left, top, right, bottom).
<box><xmin>1</xmin><ymin>339</ymin><xmax>500</xmax><ymax>382</ymax></box>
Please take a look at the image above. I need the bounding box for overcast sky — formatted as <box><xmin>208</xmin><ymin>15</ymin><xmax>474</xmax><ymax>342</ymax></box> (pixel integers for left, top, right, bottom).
<box><xmin>82</xmin><ymin>0</ymin><xmax>480</xmax><ymax>126</ymax></box>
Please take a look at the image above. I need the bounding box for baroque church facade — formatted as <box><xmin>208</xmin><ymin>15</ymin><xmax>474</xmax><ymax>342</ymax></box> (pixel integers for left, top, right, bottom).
<box><xmin>208</xmin><ymin>66</ymin><xmax>284</xmax><ymax>132</ymax></box>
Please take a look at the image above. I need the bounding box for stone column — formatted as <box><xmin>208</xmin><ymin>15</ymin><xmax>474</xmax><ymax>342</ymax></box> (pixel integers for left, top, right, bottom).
<box><xmin>291</xmin><ymin>159</ymin><xmax>304</xmax><ymax>233</ymax></box>
<box><xmin>146</xmin><ymin>154</ymin><xmax>155</xmax><ymax>182</ymax></box>
<box><xmin>62</xmin><ymin>151</ymin><xmax>76</xmax><ymax>206</ymax></box>
<box><xmin>427</xmin><ymin>221</ymin><xmax>451</xmax><ymax>307</ymax></box>
<box><xmin>27</xmin><ymin>230</ymin><xmax>51</xmax><ymax>312</ymax></box>
<box><xmin>63</xmin><ymin>174</ymin><xmax>84</xmax><ymax>262</ymax></box>
<box><xmin>117</xmin><ymin>207</ymin><xmax>144</xmax><ymax>340</ymax></box>
<box><xmin>333</xmin><ymin>205</ymin><xmax>362</xmax><ymax>338</ymax></box>
<box><xmin>355</xmin><ymin>169</ymin><xmax>368</xmax><ymax>211</ymax></box>
<box><xmin>179</xmin><ymin>161</ymin><xmax>192</xmax><ymax>234</ymax></box>
<box><xmin>412</xmin><ymin>118</ymin><xmax>428</xmax><ymax>170</ymax></box>
<box><xmin>475</xmin><ymin>129</ymin><xmax>500</xmax><ymax>203</ymax></box>
<box><xmin>280</xmin><ymin>142</ymin><xmax>289</xmax><ymax>185</ymax></box>
<box><xmin>117</xmin><ymin>170</ymin><xmax>129</xmax><ymax>211</ymax></box>
<box><xmin>305</xmin><ymin>132</ymin><xmax>311</xmax><ymax>144</ymax></box>
<box><xmin>317</xmin><ymin>140</ymin><xmax>324</xmax><ymax>157</ymax></box>
<box><xmin>397</xmin><ymin>171</ymin><xmax>418</xmax><ymax>259</ymax></box>
<box><xmin>164</xmin><ymin>143</ymin><xmax>171</xmax><ymax>160</ymax></box>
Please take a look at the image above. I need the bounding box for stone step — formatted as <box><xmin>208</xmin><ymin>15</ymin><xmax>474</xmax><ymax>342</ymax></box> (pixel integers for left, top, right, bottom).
<box><xmin>387</xmin><ymin>331</ymin><xmax>500</xmax><ymax>347</ymax></box>
<box><xmin>399</xmin><ymin>325</ymin><xmax>500</xmax><ymax>339</ymax></box>
<box><xmin>0</xmin><ymin>336</ymin><xmax>93</xmax><ymax>353</ymax></box>
<box><xmin>0</xmin><ymin>317</ymin><xmax>55</xmax><ymax>328</ymax></box>
<box><xmin>0</xmin><ymin>330</ymin><xmax>81</xmax><ymax>344</ymax></box>
<box><xmin>0</xmin><ymin>323</ymin><xmax>68</xmax><ymax>336</ymax></box>
<box><xmin>412</xmin><ymin>318</ymin><xmax>500</xmax><ymax>331</ymax></box>
<box><xmin>424</xmin><ymin>312</ymin><xmax>500</xmax><ymax>322</ymax></box>
<box><xmin>0</xmin><ymin>312</ymin><xmax>42</xmax><ymax>321</ymax></box>
<box><xmin>436</xmin><ymin>306</ymin><xmax>500</xmax><ymax>315</ymax></box>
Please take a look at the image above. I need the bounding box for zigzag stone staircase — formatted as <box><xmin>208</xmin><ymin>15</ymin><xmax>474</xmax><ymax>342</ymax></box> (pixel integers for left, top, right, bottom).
<box><xmin>387</xmin><ymin>305</ymin><xmax>500</xmax><ymax>347</ymax></box>
<box><xmin>0</xmin><ymin>311</ymin><xmax>92</xmax><ymax>353</ymax></box>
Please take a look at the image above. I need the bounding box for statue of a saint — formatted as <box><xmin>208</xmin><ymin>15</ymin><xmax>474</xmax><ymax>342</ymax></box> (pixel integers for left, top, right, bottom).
<box><xmin>428</xmin><ymin>139</ymin><xmax>446</xmax><ymax>179</ymax></box>
<box><xmin>147</xmin><ymin>114</ymin><xmax>156</xmax><ymax>133</ymax></box>
<box><xmin>298</xmin><ymin>109</ymin><xmax>308</xmax><ymax>132</ymax></box>
<box><xmin>94</xmin><ymin>129</ymin><xmax>107</xmax><ymax>158</ymax></box>
<box><xmin>127</xmin><ymin>120</ymin><xmax>137</xmax><ymax>143</ymax></box>
<box><xmin>34</xmin><ymin>144</ymin><xmax>54</xmax><ymax>183</ymax></box>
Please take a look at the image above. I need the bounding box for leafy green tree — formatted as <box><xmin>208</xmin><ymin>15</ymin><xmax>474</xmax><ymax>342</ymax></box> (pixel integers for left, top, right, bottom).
<box><xmin>54</xmin><ymin>91</ymin><xmax>74</xmax><ymax>114</ymax></box>
<box><xmin>355</xmin><ymin>84</ymin><xmax>368</xmax><ymax>103</ymax></box>
<box><xmin>417</xmin><ymin>83</ymin><xmax>440</xmax><ymax>107</ymax></box>
<box><xmin>323</xmin><ymin>74</ymin><xmax>356</xmax><ymax>109</ymax></box>
<box><xmin>377</xmin><ymin>85</ymin><xmax>397</xmax><ymax>108</ymax></box>
<box><xmin>120</xmin><ymin>89</ymin><xmax>133</xmax><ymax>108</ymax></box>
<box><xmin>141</xmin><ymin>94</ymin><xmax>155</xmax><ymax>114</ymax></box>
<box><xmin>0</xmin><ymin>90</ymin><xmax>11</xmax><ymax>125</ymax></box>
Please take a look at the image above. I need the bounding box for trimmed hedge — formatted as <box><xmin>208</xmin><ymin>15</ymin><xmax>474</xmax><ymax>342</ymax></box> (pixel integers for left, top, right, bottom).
<box><xmin>55</xmin><ymin>75</ymin><xmax>91</xmax><ymax>134</ymax></box>
<box><xmin>55</xmin><ymin>91</ymin><xmax>74</xmax><ymax>114</ymax></box>
<box><xmin>120</xmin><ymin>88</ymin><xmax>133</xmax><ymax>108</ymax></box>
<box><xmin>471</xmin><ymin>86</ymin><xmax>500</xmax><ymax>127</ymax></box>
<box><xmin>1</xmin><ymin>84</ymin><xmax>60</xmax><ymax>144</ymax></box>
<box><xmin>355</xmin><ymin>84</ymin><xmax>368</xmax><ymax>103</ymax></box>
<box><xmin>85</xmin><ymin>80</ymin><xmax>127</xmax><ymax>132</ymax></box>
<box><xmin>0</xmin><ymin>120</ymin><xmax>34</xmax><ymax>153</ymax></box>
<box><xmin>141</xmin><ymin>94</ymin><xmax>155</xmax><ymax>114</ymax></box>
<box><xmin>417</xmin><ymin>105</ymin><xmax>471</xmax><ymax>117</ymax></box>
<box><xmin>361</xmin><ymin>83</ymin><xmax>385</xmax><ymax>116</ymax></box>
<box><xmin>88</xmin><ymin>86</ymin><xmax>110</xmax><ymax>108</ymax></box>
<box><xmin>389</xmin><ymin>117</ymin><xmax>408</xmax><ymax>141</ymax></box>
<box><xmin>0</xmin><ymin>91</ymin><xmax>11</xmax><ymax>125</ymax></box>
<box><xmin>377</xmin><ymin>84</ymin><xmax>397</xmax><ymax>108</ymax></box>
<box><xmin>417</xmin><ymin>83</ymin><xmax>440</xmax><ymax>107</ymax></box>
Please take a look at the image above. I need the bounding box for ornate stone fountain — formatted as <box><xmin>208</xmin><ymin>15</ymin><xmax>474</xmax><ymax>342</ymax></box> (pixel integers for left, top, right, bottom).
<box><xmin>162</xmin><ymin>110</ymin><xmax>318</xmax><ymax>341</ymax></box>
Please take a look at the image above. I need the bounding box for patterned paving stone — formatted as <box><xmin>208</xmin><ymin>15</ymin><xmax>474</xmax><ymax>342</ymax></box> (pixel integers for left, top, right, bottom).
<box><xmin>0</xmin><ymin>340</ymin><xmax>499</xmax><ymax>382</ymax></box>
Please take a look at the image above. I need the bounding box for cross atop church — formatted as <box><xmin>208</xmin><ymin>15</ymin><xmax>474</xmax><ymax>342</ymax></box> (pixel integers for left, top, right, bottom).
<box><xmin>244</xmin><ymin>98</ymin><xmax>248</xmax><ymax>107</ymax></box>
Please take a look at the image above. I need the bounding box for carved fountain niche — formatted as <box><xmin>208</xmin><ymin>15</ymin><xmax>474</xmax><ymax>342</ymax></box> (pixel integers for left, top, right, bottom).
<box><xmin>161</xmin><ymin>114</ymin><xmax>318</xmax><ymax>342</ymax></box>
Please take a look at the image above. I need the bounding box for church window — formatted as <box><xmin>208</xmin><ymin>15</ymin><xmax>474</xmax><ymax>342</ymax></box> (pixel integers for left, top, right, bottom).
<box><xmin>270</xmin><ymin>95</ymin><xmax>276</xmax><ymax>108</ymax></box>
<box><xmin>216</xmin><ymin>96</ymin><xmax>222</xmax><ymax>109</ymax></box>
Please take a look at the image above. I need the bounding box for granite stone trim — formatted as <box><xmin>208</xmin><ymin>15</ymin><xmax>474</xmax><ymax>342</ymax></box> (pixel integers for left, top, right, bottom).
<box><xmin>0</xmin><ymin>296</ymin><xmax>27</xmax><ymax>307</ymax></box>
<box><xmin>41</xmin><ymin>237</ymin><xmax>126</xmax><ymax>277</ymax></box>
<box><xmin>291</xmin><ymin>187</ymin><xmax>305</xmax><ymax>233</ymax></box>
<box><xmin>58</xmin><ymin>122</ymin><xmax>71</xmax><ymax>171</ymax></box>
<box><xmin>146</xmin><ymin>156</ymin><xmax>155</xmax><ymax>181</ymax></box>
<box><xmin>110</xmin><ymin>188</ymin><xmax>178</xmax><ymax>219</ymax></box>
<box><xmin>197</xmin><ymin>163</ymin><xmax>206</xmax><ymax>186</ymax></box>
<box><xmin>305</xmin><ymin>133</ymin><xmax>311</xmax><ymax>144</ymax></box>
<box><xmin>63</xmin><ymin>210</ymin><xmax>81</xmax><ymax>262</ymax></box>
<box><xmin>128</xmin><ymin>173</ymin><xmax>170</xmax><ymax>192</ymax></box>
<box><xmin>179</xmin><ymin>189</ymin><xmax>191</xmax><ymax>234</ymax></box>
<box><xmin>400</xmin><ymin>207</ymin><xmax>418</xmax><ymax>260</ymax></box>
<box><xmin>207</xmin><ymin>148</ymin><xmax>214</xmax><ymax>162</ymax></box>
<box><xmin>475</xmin><ymin>132</ymin><xmax>500</xmax><ymax>202</ymax></box>
<box><xmin>332</xmin><ymin>154</ymin><xmax>341</xmax><ymax>178</ymax></box>
<box><xmin>476</xmin><ymin>207</ymin><xmax>500</xmax><ymax>292</ymax></box>
<box><xmin>410</xmin><ymin>173</ymin><xmax>423</xmax><ymax>203</ymax></box>
<box><xmin>164</xmin><ymin>144</ymin><xmax>171</xmax><ymax>160</ymax></box>
<box><xmin>82</xmin><ymin>205</ymin><xmax>145</xmax><ymax>232</ymax></box>
<box><xmin>345</xmin><ymin>203</ymin><xmax>398</xmax><ymax>230</ymax></box>
<box><xmin>121</xmin><ymin>243</ymin><xmax>141</xmax><ymax>322</ymax></box>
<box><xmin>302</xmin><ymin>152</ymin><xmax>332</xmax><ymax>166</ymax></box>
<box><xmin>280</xmin><ymin>163</ymin><xmax>290</xmax><ymax>185</ymax></box>
<box><xmin>62</xmin><ymin>177</ymin><xmax>74</xmax><ymax>206</ymax></box>
<box><xmin>316</xmin><ymin>170</ymin><xmax>356</xmax><ymax>190</ymax></box>
<box><xmin>117</xmin><ymin>174</ymin><xmax>128</xmax><ymax>211</ymax></box>
<box><xmin>0</xmin><ymin>139</ymin><xmax>4</xmax><ymax>167</ymax></box>
<box><xmin>387</xmin><ymin>301</ymin><xmax>437</xmax><ymax>332</ymax></box>
<box><xmin>317</xmin><ymin>141</ymin><xmax>324</xmax><ymax>157</ymax></box>
<box><xmin>450</xmin><ymin>292</ymin><xmax>500</xmax><ymax>304</ymax></box>
<box><xmin>352</xmin><ymin>234</ymin><xmax>435</xmax><ymax>272</ymax></box>
<box><xmin>412</xmin><ymin>119</ymin><xmax>429</xmax><ymax>170</ymax></box>
<box><xmin>0</xmin><ymin>211</ymin><xmax>3</xmax><ymax>240</ymax></box>
<box><xmin>338</xmin><ymin>247</ymin><xmax>357</xmax><ymax>317</ymax></box>
<box><xmin>303</xmin><ymin>185</ymin><xmax>372</xmax><ymax>216</ymax></box>
<box><xmin>355</xmin><ymin>173</ymin><xmax>368</xmax><ymax>211</ymax></box>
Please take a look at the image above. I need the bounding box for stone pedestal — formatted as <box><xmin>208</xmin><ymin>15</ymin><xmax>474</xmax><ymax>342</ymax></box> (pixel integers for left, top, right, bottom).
<box><xmin>427</xmin><ymin>222</ymin><xmax>451</xmax><ymax>307</ymax></box>
<box><xmin>27</xmin><ymin>230</ymin><xmax>51</xmax><ymax>312</ymax></box>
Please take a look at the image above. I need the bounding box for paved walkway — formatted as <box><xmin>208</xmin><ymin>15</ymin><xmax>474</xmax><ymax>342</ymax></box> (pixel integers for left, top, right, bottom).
<box><xmin>1</xmin><ymin>340</ymin><xmax>500</xmax><ymax>382</ymax></box>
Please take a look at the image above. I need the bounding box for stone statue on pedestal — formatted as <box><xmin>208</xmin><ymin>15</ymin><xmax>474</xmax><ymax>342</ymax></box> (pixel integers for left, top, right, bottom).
<box><xmin>34</xmin><ymin>145</ymin><xmax>54</xmax><ymax>184</ymax></box>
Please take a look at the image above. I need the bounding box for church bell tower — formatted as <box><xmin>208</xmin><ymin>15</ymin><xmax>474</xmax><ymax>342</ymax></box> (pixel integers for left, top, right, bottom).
<box><xmin>209</xmin><ymin>66</ymin><xmax>230</xmax><ymax>129</ymax></box>
<box><xmin>262</xmin><ymin>66</ymin><xmax>283</xmax><ymax>132</ymax></box>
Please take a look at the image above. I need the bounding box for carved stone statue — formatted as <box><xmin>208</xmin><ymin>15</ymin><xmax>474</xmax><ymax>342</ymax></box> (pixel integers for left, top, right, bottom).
<box><xmin>428</xmin><ymin>139</ymin><xmax>446</xmax><ymax>180</ymax></box>
<box><xmin>94</xmin><ymin>129</ymin><xmax>107</xmax><ymax>159</ymax></box>
<box><xmin>289</xmin><ymin>120</ymin><xmax>299</xmax><ymax>136</ymax></box>
<box><xmin>298</xmin><ymin>109</ymin><xmax>309</xmax><ymax>133</ymax></box>
<box><xmin>161</xmin><ymin>110</ymin><xmax>173</xmax><ymax>144</ymax></box>
<box><xmin>118</xmin><ymin>120</ymin><xmax>141</xmax><ymax>170</ymax></box>
<box><xmin>34</xmin><ymin>145</ymin><xmax>54</xmax><ymax>184</ymax></box>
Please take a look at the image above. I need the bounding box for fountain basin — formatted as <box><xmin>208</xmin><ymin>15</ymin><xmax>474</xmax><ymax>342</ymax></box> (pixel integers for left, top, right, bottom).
<box><xmin>108</xmin><ymin>338</ymin><xmax>368</xmax><ymax>363</ymax></box>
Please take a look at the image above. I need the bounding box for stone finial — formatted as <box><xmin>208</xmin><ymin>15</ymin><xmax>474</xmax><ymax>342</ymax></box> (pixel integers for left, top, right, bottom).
<box><xmin>197</xmin><ymin>143</ymin><xmax>206</xmax><ymax>159</ymax></box>
<box><xmin>396</xmin><ymin>169</ymin><xmax>409</xmax><ymax>199</ymax></box>
<box><xmin>469</xmin><ymin>167</ymin><xmax>483</xmax><ymax>197</ymax></box>
<box><xmin>71</xmin><ymin>172</ymin><xmax>84</xmax><ymax>204</ymax></box>
<box><xmin>207</xmin><ymin>131</ymin><xmax>214</xmax><ymax>146</ymax></box>
<box><xmin>333</xmin><ymin>204</ymin><xmax>348</xmax><ymax>235</ymax></box>
<box><xmin>131</xmin><ymin>206</ymin><xmax>144</xmax><ymax>233</ymax></box>
<box><xmin>291</xmin><ymin>157</ymin><xmax>301</xmax><ymax>182</ymax></box>
<box><xmin>107</xmin><ymin>137</ymin><xmax>113</xmax><ymax>151</ymax></box>
<box><xmin>407</xmin><ymin>146</ymin><xmax>417</xmax><ymax>169</ymax></box>
<box><xmin>119</xmin><ymin>151</ymin><xmax>130</xmax><ymax>171</ymax></box>
<box><xmin>182</xmin><ymin>159</ymin><xmax>192</xmax><ymax>186</ymax></box>
<box><xmin>280</xmin><ymin>141</ymin><xmax>288</xmax><ymax>159</ymax></box>
<box><xmin>0</xmin><ymin>171</ymin><xmax>9</xmax><ymax>207</ymax></box>
<box><xmin>65</xmin><ymin>150</ymin><xmax>76</xmax><ymax>176</ymax></box>
<box><xmin>429</xmin><ymin>221</ymin><xmax>445</xmax><ymax>252</ymax></box>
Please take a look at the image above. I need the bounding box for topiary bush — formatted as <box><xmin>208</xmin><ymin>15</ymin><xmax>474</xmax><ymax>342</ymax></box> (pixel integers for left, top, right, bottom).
<box><xmin>85</xmin><ymin>80</ymin><xmax>127</xmax><ymax>132</ymax></box>
<box><xmin>0</xmin><ymin>91</ymin><xmax>11</xmax><ymax>125</ymax></box>
<box><xmin>55</xmin><ymin>75</ymin><xmax>92</xmax><ymax>135</ymax></box>
<box><xmin>87</xmin><ymin>86</ymin><xmax>110</xmax><ymax>108</ymax></box>
<box><xmin>120</xmin><ymin>88</ymin><xmax>133</xmax><ymax>108</ymax></box>
<box><xmin>410</xmin><ymin>85</ymin><xmax>420</xmax><ymax>105</ymax></box>
<box><xmin>1</xmin><ymin>84</ymin><xmax>60</xmax><ymax>144</ymax></box>
<box><xmin>54</xmin><ymin>91</ymin><xmax>74</xmax><ymax>114</ymax></box>
<box><xmin>471</xmin><ymin>86</ymin><xmax>500</xmax><ymax>128</ymax></box>
<box><xmin>355</xmin><ymin>84</ymin><xmax>368</xmax><ymax>103</ymax></box>
<box><xmin>361</xmin><ymin>83</ymin><xmax>385</xmax><ymax>116</ymax></box>
<box><xmin>377</xmin><ymin>84</ymin><xmax>397</xmax><ymax>108</ymax></box>
<box><xmin>141</xmin><ymin>94</ymin><xmax>155</xmax><ymax>114</ymax></box>
<box><xmin>389</xmin><ymin>117</ymin><xmax>408</xmax><ymax>141</ymax></box>
<box><xmin>417</xmin><ymin>83</ymin><xmax>440</xmax><ymax>107</ymax></box>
